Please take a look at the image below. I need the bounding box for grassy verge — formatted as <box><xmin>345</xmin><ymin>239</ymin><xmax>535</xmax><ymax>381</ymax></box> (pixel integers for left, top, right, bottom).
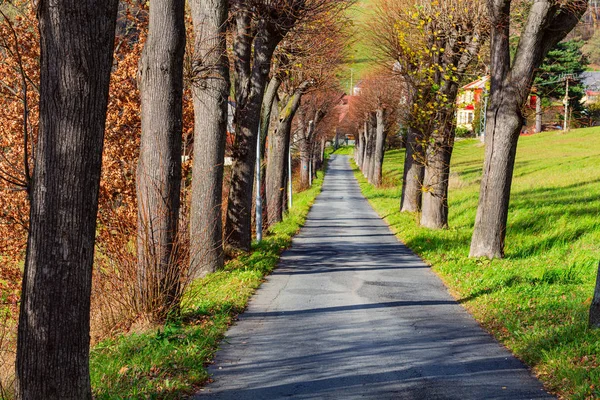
<box><xmin>354</xmin><ymin>128</ymin><xmax>600</xmax><ymax>400</ymax></box>
<box><xmin>332</xmin><ymin>145</ymin><xmax>355</xmax><ymax>155</ymax></box>
<box><xmin>90</xmin><ymin>170</ymin><xmax>326</xmax><ymax>399</ymax></box>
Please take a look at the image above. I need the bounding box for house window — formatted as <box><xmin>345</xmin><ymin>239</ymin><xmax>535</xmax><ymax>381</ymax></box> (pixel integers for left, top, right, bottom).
<box><xmin>468</xmin><ymin>112</ymin><xmax>474</xmax><ymax>124</ymax></box>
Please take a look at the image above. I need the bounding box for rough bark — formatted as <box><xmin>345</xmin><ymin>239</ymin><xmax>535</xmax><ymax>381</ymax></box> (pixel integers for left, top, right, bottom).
<box><xmin>358</xmin><ymin>127</ymin><xmax>367</xmax><ymax>171</ymax></box>
<box><xmin>400</xmin><ymin>126</ymin><xmax>424</xmax><ymax>212</ymax></box>
<box><xmin>355</xmin><ymin>128</ymin><xmax>362</xmax><ymax>166</ymax></box>
<box><xmin>225</xmin><ymin>9</ymin><xmax>283</xmax><ymax>252</ymax></box>
<box><xmin>420</xmin><ymin>115</ymin><xmax>454</xmax><ymax>228</ymax></box>
<box><xmin>372</xmin><ymin>108</ymin><xmax>387</xmax><ymax>187</ymax></box>
<box><xmin>189</xmin><ymin>0</ymin><xmax>229</xmax><ymax>276</ymax></box>
<box><xmin>136</xmin><ymin>0</ymin><xmax>186</xmax><ymax>315</ymax></box>
<box><xmin>589</xmin><ymin>262</ymin><xmax>600</xmax><ymax>328</ymax></box>
<box><xmin>261</xmin><ymin>75</ymin><xmax>282</xmax><ymax>153</ymax></box>
<box><xmin>469</xmin><ymin>0</ymin><xmax>586</xmax><ymax>258</ymax></box>
<box><xmin>265</xmin><ymin>84</ymin><xmax>306</xmax><ymax>227</ymax></box>
<box><xmin>15</xmin><ymin>1</ymin><xmax>118</xmax><ymax>398</ymax></box>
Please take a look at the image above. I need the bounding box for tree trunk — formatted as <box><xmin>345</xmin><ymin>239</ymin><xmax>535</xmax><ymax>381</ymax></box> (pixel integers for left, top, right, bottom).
<box><xmin>469</xmin><ymin>102</ymin><xmax>522</xmax><ymax>258</ymax></box>
<box><xmin>266</xmin><ymin>86</ymin><xmax>305</xmax><ymax>227</ymax></box>
<box><xmin>136</xmin><ymin>0</ymin><xmax>186</xmax><ymax>316</ymax></box>
<box><xmin>400</xmin><ymin>126</ymin><xmax>424</xmax><ymax>212</ymax></box>
<box><xmin>469</xmin><ymin>0</ymin><xmax>586</xmax><ymax>258</ymax></box>
<box><xmin>299</xmin><ymin>121</ymin><xmax>313</xmax><ymax>188</ymax></box>
<box><xmin>15</xmin><ymin>1</ymin><xmax>118</xmax><ymax>398</ymax></box>
<box><xmin>355</xmin><ymin>128</ymin><xmax>362</xmax><ymax>166</ymax></box>
<box><xmin>420</xmin><ymin>115</ymin><xmax>455</xmax><ymax>228</ymax></box>
<box><xmin>189</xmin><ymin>0</ymin><xmax>229</xmax><ymax>277</ymax></box>
<box><xmin>225</xmin><ymin>12</ymin><xmax>282</xmax><ymax>252</ymax></box>
<box><xmin>372</xmin><ymin>108</ymin><xmax>387</xmax><ymax>187</ymax></box>
<box><xmin>358</xmin><ymin>127</ymin><xmax>367</xmax><ymax>171</ymax></box>
<box><xmin>367</xmin><ymin>113</ymin><xmax>377</xmax><ymax>184</ymax></box>
<box><xmin>589</xmin><ymin>262</ymin><xmax>600</xmax><ymax>328</ymax></box>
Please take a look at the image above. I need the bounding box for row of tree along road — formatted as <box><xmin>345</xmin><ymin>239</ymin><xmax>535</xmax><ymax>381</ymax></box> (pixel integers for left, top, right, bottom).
<box><xmin>353</xmin><ymin>0</ymin><xmax>600</xmax><ymax>330</ymax></box>
<box><xmin>1</xmin><ymin>0</ymin><xmax>599</xmax><ymax>398</ymax></box>
<box><xmin>0</xmin><ymin>0</ymin><xmax>351</xmax><ymax>398</ymax></box>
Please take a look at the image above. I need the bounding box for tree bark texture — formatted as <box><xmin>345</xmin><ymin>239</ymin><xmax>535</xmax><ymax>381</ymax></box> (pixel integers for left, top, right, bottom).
<box><xmin>136</xmin><ymin>0</ymin><xmax>186</xmax><ymax>314</ymax></box>
<box><xmin>266</xmin><ymin>87</ymin><xmax>304</xmax><ymax>227</ymax></box>
<box><xmin>189</xmin><ymin>0</ymin><xmax>230</xmax><ymax>277</ymax></box>
<box><xmin>355</xmin><ymin>128</ymin><xmax>362</xmax><ymax>166</ymax></box>
<box><xmin>16</xmin><ymin>1</ymin><xmax>118</xmax><ymax>398</ymax></box>
<box><xmin>420</xmin><ymin>114</ymin><xmax>454</xmax><ymax>228</ymax></box>
<box><xmin>589</xmin><ymin>262</ymin><xmax>600</xmax><ymax>328</ymax></box>
<box><xmin>372</xmin><ymin>108</ymin><xmax>387</xmax><ymax>187</ymax></box>
<box><xmin>400</xmin><ymin>126</ymin><xmax>424</xmax><ymax>213</ymax></box>
<box><xmin>225</xmin><ymin>10</ymin><xmax>283</xmax><ymax>252</ymax></box>
<box><xmin>469</xmin><ymin>0</ymin><xmax>586</xmax><ymax>258</ymax></box>
<box><xmin>358</xmin><ymin>128</ymin><xmax>367</xmax><ymax>171</ymax></box>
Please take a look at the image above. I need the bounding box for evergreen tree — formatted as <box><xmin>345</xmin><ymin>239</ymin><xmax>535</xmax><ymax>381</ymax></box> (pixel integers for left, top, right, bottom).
<box><xmin>534</xmin><ymin>40</ymin><xmax>588</xmax><ymax>119</ymax></box>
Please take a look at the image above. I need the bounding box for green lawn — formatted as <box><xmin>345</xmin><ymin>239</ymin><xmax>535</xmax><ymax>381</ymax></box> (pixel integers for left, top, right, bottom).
<box><xmin>340</xmin><ymin>0</ymin><xmax>377</xmax><ymax>91</ymax></box>
<box><xmin>354</xmin><ymin>128</ymin><xmax>600</xmax><ymax>399</ymax></box>
<box><xmin>90</xmin><ymin>170</ymin><xmax>326</xmax><ymax>399</ymax></box>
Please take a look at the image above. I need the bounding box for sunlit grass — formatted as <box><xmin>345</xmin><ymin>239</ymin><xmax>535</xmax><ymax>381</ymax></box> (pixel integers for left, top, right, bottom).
<box><xmin>355</xmin><ymin>128</ymin><xmax>600</xmax><ymax>399</ymax></box>
<box><xmin>90</xmin><ymin>170</ymin><xmax>326</xmax><ymax>399</ymax></box>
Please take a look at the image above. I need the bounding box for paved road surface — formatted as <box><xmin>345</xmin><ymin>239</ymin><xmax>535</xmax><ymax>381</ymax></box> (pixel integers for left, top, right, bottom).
<box><xmin>196</xmin><ymin>155</ymin><xmax>552</xmax><ymax>400</ymax></box>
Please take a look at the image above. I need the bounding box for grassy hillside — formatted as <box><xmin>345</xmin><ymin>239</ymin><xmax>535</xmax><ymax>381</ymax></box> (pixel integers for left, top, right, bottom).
<box><xmin>340</xmin><ymin>0</ymin><xmax>376</xmax><ymax>91</ymax></box>
<box><xmin>356</xmin><ymin>127</ymin><xmax>600</xmax><ymax>399</ymax></box>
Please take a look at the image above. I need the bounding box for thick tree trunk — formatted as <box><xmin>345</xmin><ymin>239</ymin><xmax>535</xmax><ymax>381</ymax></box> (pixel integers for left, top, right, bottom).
<box><xmin>189</xmin><ymin>0</ymin><xmax>229</xmax><ymax>276</ymax></box>
<box><xmin>355</xmin><ymin>129</ymin><xmax>362</xmax><ymax>166</ymax></box>
<box><xmin>358</xmin><ymin>127</ymin><xmax>367</xmax><ymax>171</ymax></box>
<box><xmin>261</xmin><ymin>76</ymin><xmax>282</xmax><ymax>153</ymax></box>
<box><xmin>372</xmin><ymin>108</ymin><xmax>387</xmax><ymax>187</ymax></box>
<box><xmin>469</xmin><ymin>0</ymin><xmax>586</xmax><ymax>258</ymax></box>
<box><xmin>589</xmin><ymin>262</ymin><xmax>600</xmax><ymax>328</ymax></box>
<box><xmin>420</xmin><ymin>116</ymin><xmax>455</xmax><ymax>229</ymax></box>
<box><xmin>266</xmin><ymin>87</ymin><xmax>305</xmax><ymax>227</ymax></box>
<box><xmin>469</xmin><ymin>103</ymin><xmax>521</xmax><ymax>258</ymax></box>
<box><xmin>136</xmin><ymin>0</ymin><xmax>185</xmax><ymax>316</ymax></box>
<box><xmin>400</xmin><ymin>126</ymin><xmax>424</xmax><ymax>212</ymax></box>
<box><xmin>225</xmin><ymin>13</ymin><xmax>282</xmax><ymax>252</ymax></box>
<box><xmin>15</xmin><ymin>1</ymin><xmax>118</xmax><ymax>398</ymax></box>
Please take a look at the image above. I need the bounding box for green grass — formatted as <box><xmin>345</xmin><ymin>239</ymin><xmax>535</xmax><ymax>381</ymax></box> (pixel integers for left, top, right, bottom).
<box><xmin>90</xmin><ymin>171</ymin><xmax>326</xmax><ymax>399</ymax></box>
<box><xmin>340</xmin><ymin>0</ymin><xmax>377</xmax><ymax>91</ymax></box>
<box><xmin>332</xmin><ymin>145</ymin><xmax>355</xmax><ymax>155</ymax></box>
<box><xmin>354</xmin><ymin>128</ymin><xmax>600</xmax><ymax>399</ymax></box>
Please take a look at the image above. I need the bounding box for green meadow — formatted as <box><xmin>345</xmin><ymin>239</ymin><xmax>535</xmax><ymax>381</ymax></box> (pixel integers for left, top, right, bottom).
<box><xmin>353</xmin><ymin>128</ymin><xmax>600</xmax><ymax>399</ymax></box>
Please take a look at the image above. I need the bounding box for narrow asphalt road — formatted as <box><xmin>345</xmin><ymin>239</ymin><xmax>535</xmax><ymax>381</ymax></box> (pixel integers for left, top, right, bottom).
<box><xmin>196</xmin><ymin>155</ymin><xmax>552</xmax><ymax>400</ymax></box>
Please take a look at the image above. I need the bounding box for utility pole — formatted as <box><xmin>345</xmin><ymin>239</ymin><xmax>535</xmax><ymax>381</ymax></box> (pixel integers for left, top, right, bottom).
<box><xmin>480</xmin><ymin>87</ymin><xmax>488</xmax><ymax>143</ymax></box>
<box><xmin>255</xmin><ymin>123</ymin><xmax>262</xmax><ymax>242</ymax></box>
<box><xmin>563</xmin><ymin>77</ymin><xmax>570</xmax><ymax>132</ymax></box>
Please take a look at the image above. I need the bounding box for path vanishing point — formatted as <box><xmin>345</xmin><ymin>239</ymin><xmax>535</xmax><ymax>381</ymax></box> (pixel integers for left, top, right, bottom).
<box><xmin>196</xmin><ymin>155</ymin><xmax>553</xmax><ymax>400</ymax></box>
